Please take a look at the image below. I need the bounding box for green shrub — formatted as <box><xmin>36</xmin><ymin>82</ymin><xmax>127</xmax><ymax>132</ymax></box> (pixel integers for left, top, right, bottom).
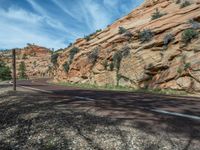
<box><xmin>69</xmin><ymin>47</ymin><xmax>79</xmax><ymax>64</ymax></box>
<box><xmin>189</xmin><ymin>19</ymin><xmax>200</xmax><ymax>29</ymax></box>
<box><xmin>113</xmin><ymin>51</ymin><xmax>123</xmax><ymax>71</ymax></box>
<box><xmin>102</xmin><ymin>60</ymin><xmax>108</xmax><ymax>70</ymax></box>
<box><xmin>163</xmin><ymin>33</ymin><xmax>175</xmax><ymax>48</ymax></box>
<box><xmin>176</xmin><ymin>0</ymin><xmax>181</xmax><ymax>4</ymax></box>
<box><xmin>180</xmin><ymin>1</ymin><xmax>191</xmax><ymax>8</ymax></box>
<box><xmin>181</xmin><ymin>29</ymin><xmax>198</xmax><ymax>44</ymax></box>
<box><xmin>177</xmin><ymin>67</ymin><xmax>182</xmax><ymax>74</ymax></box>
<box><xmin>184</xmin><ymin>62</ymin><xmax>191</xmax><ymax>70</ymax></box>
<box><xmin>63</xmin><ymin>62</ymin><xmax>70</xmax><ymax>72</ymax></box>
<box><xmin>139</xmin><ymin>29</ymin><xmax>154</xmax><ymax>43</ymax></box>
<box><xmin>67</xmin><ymin>43</ymin><xmax>72</xmax><ymax>48</ymax></box>
<box><xmin>18</xmin><ymin>61</ymin><xmax>27</xmax><ymax>79</ymax></box>
<box><xmin>51</xmin><ymin>53</ymin><xmax>59</xmax><ymax>65</ymax></box>
<box><xmin>109</xmin><ymin>62</ymin><xmax>114</xmax><ymax>71</ymax></box>
<box><xmin>112</xmin><ymin>46</ymin><xmax>130</xmax><ymax>72</ymax></box>
<box><xmin>84</xmin><ymin>29</ymin><xmax>102</xmax><ymax>41</ymax></box>
<box><xmin>88</xmin><ymin>48</ymin><xmax>99</xmax><ymax>65</ymax></box>
<box><xmin>124</xmin><ymin>31</ymin><xmax>133</xmax><ymax>39</ymax></box>
<box><xmin>22</xmin><ymin>54</ymin><xmax>27</xmax><ymax>59</ymax></box>
<box><xmin>118</xmin><ymin>27</ymin><xmax>127</xmax><ymax>34</ymax></box>
<box><xmin>0</xmin><ymin>62</ymin><xmax>12</xmax><ymax>81</ymax></box>
<box><xmin>96</xmin><ymin>29</ymin><xmax>102</xmax><ymax>33</ymax></box>
<box><xmin>84</xmin><ymin>35</ymin><xmax>90</xmax><ymax>41</ymax></box>
<box><xmin>151</xmin><ymin>8</ymin><xmax>167</xmax><ymax>20</ymax></box>
<box><xmin>120</xmin><ymin>46</ymin><xmax>130</xmax><ymax>57</ymax></box>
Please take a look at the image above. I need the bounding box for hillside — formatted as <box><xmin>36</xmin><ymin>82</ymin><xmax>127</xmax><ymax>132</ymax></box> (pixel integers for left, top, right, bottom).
<box><xmin>0</xmin><ymin>44</ymin><xmax>52</xmax><ymax>79</ymax></box>
<box><xmin>52</xmin><ymin>0</ymin><xmax>200</xmax><ymax>93</ymax></box>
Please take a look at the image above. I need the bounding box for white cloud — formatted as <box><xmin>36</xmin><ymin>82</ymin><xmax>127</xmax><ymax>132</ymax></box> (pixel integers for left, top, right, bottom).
<box><xmin>26</xmin><ymin>0</ymin><xmax>79</xmax><ymax>37</ymax></box>
<box><xmin>51</xmin><ymin>0</ymin><xmax>82</xmax><ymax>22</ymax></box>
<box><xmin>103</xmin><ymin>0</ymin><xmax>118</xmax><ymax>8</ymax></box>
<box><xmin>0</xmin><ymin>7</ymin><xmax>42</xmax><ymax>24</ymax></box>
<box><xmin>0</xmin><ymin>21</ymin><xmax>66</xmax><ymax>49</ymax></box>
<box><xmin>0</xmin><ymin>7</ymin><xmax>67</xmax><ymax>49</ymax></box>
<box><xmin>76</xmin><ymin>0</ymin><xmax>112</xmax><ymax>32</ymax></box>
<box><xmin>0</xmin><ymin>0</ymin><xmax>144</xmax><ymax>49</ymax></box>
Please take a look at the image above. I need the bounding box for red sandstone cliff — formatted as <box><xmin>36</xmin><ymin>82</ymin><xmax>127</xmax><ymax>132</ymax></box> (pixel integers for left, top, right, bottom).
<box><xmin>52</xmin><ymin>0</ymin><xmax>200</xmax><ymax>92</ymax></box>
<box><xmin>0</xmin><ymin>44</ymin><xmax>52</xmax><ymax>79</ymax></box>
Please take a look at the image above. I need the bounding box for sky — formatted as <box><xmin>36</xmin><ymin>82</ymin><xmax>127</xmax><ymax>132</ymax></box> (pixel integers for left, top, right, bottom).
<box><xmin>0</xmin><ymin>0</ymin><xmax>144</xmax><ymax>50</ymax></box>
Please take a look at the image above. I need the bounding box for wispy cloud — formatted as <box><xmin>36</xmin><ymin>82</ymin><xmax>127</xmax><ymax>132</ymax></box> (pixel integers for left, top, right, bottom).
<box><xmin>0</xmin><ymin>0</ymin><xmax>144</xmax><ymax>50</ymax></box>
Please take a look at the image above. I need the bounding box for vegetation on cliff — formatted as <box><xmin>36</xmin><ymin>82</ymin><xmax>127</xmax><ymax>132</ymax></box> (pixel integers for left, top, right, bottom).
<box><xmin>18</xmin><ymin>61</ymin><xmax>27</xmax><ymax>79</ymax></box>
<box><xmin>0</xmin><ymin>61</ymin><xmax>12</xmax><ymax>81</ymax></box>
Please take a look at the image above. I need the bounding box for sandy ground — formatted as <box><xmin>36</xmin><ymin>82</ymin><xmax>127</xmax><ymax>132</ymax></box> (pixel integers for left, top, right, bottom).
<box><xmin>0</xmin><ymin>82</ymin><xmax>199</xmax><ymax>150</ymax></box>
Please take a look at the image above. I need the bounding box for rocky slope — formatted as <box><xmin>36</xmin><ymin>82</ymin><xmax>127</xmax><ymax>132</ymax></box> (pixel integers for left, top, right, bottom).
<box><xmin>54</xmin><ymin>0</ymin><xmax>200</xmax><ymax>92</ymax></box>
<box><xmin>0</xmin><ymin>45</ymin><xmax>52</xmax><ymax>79</ymax></box>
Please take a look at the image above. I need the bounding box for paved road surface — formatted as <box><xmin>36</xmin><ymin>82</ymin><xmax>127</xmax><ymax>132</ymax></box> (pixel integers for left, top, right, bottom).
<box><xmin>16</xmin><ymin>78</ymin><xmax>200</xmax><ymax>118</ymax></box>
<box><xmin>16</xmin><ymin>78</ymin><xmax>200</xmax><ymax>138</ymax></box>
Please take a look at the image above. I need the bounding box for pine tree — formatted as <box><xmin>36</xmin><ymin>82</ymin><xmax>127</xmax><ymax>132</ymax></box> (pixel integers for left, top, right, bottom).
<box><xmin>18</xmin><ymin>61</ymin><xmax>27</xmax><ymax>79</ymax></box>
<box><xmin>0</xmin><ymin>61</ymin><xmax>12</xmax><ymax>80</ymax></box>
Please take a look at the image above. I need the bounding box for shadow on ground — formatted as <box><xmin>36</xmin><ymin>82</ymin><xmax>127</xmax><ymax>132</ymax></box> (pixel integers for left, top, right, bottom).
<box><xmin>0</xmin><ymin>86</ymin><xmax>199</xmax><ymax>150</ymax></box>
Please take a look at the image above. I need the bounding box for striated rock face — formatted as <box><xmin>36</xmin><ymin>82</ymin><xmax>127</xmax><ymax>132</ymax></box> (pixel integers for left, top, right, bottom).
<box><xmin>0</xmin><ymin>45</ymin><xmax>52</xmax><ymax>79</ymax></box>
<box><xmin>53</xmin><ymin>0</ymin><xmax>200</xmax><ymax>92</ymax></box>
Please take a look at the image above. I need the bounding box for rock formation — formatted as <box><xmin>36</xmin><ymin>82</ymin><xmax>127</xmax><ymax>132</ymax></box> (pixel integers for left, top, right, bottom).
<box><xmin>52</xmin><ymin>0</ymin><xmax>200</xmax><ymax>92</ymax></box>
<box><xmin>0</xmin><ymin>44</ymin><xmax>52</xmax><ymax>79</ymax></box>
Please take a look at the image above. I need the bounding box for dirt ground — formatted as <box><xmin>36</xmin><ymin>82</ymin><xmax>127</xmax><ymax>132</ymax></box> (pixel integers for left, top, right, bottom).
<box><xmin>0</xmin><ymin>83</ymin><xmax>199</xmax><ymax>150</ymax></box>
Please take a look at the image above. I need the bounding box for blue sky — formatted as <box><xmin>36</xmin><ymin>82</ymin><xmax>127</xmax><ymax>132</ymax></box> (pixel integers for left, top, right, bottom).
<box><xmin>0</xmin><ymin>0</ymin><xmax>144</xmax><ymax>50</ymax></box>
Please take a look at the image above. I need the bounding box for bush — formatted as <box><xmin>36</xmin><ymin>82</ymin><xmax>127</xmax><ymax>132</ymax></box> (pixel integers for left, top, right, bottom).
<box><xmin>67</xmin><ymin>43</ymin><xmax>72</xmax><ymax>48</ymax></box>
<box><xmin>63</xmin><ymin>62</ymin><xmax>70</xmax><ymax>73</ymax></box>
<box><xmin>181</xmin><ymin>29</ymin><xmax>198</xmax><ymax>44</ymax></box>
<box><xmin>177</xmin><ymin>67</ymin><xmax>182</xmax><ymax>74</ymax></box>
<box><xmin>88</xmin><ymin>48</ymin><xmax>99</xmax><ymax>65</ymax></box>
<box><xmin>124</xmin><ymin>31</ymin><xmax>133</xmax><ymax>38</ymax></box>
<box><xmin>18</xmin><ymin>61</ymin><xmax>27</xmax><ymax>79</ymax></box>
<box><xmin>113</xmin><ymin>51</ymin><xmax>123</xmax><ymax>71</ymax></box>
<box><xmin>69</xmin><ymin>47</ymin><xmax>79</xmax><ymax>64</ymax></box>
<box><xmin>84</xmin><ymin>29</ymin><xmax>102</xmax><ymax>41</ymax></box>
<box><xmin>184</xmin><ymin>62</ymin><xmax>191</xmax><ymax>70</ymax></box>
<box><xmin>51</xmin><ymin>53</ymin><xmax>59</xmax><ymax>65</ymax></box>
<box><xmin>102</xmin><ymin>60</ymin><xmax>108</xmax><ymax>70</ymax></box>
<box><xmin>180</xmin><ymin>1</ymin><xmax>191</xmax><ymax>8</ymax></box>
<box><xmin>139</xmin><ymin>29</ymin><xmax>154</xmax><ymax>43</ymax></box>
<box><xmin>176</xmin><ymin>0</ymin><xmax>181</xmax><ymax>4</ymax></box>
<box><xmin>84</xmin><ymin>35</ymin><xmax>90</xmax><ymax>41</ymax></box>
<box><xmin>22</xmin><ymin>54</ymin><xmax>27</xmax><ymax>59</ymax></box>
<box><xmin>109</xmin><ymin>62</ymin><xmax>114</xmax><ymax>71</ymax></box>
<box><xmin>112</xmin><ymin>46</ymin><xmax>131</xmax><ymax>72</ymax></box>
<box><xmin>120</xmin><ymin>46</ymin><xmax>130</xmax><ymax>57</ymax></box>
<box><xmin>163</xmin><ymin>33</ymin><xmax>175</xmax><ymax>48</ymax></box>
<box><xmin>151</xmin><ymin>8</ymin><xmax>167</xmax><ymax>20</ymax></box>
<box><xmin>189</xmin><ymin>19</ymin><xmax>200</xmax><ymax>29</ymax></box>
<box><xmin>0</xmin><ymin>62</ymin><xmax>12</xmax><ymax>81</ymax></box>
<box><xmin>118</xmin><ymin>27</ymin><xmax>127</xmax><ymax>34</ymax></box>
<box><xmin>96</xmin><ymin>29</ymin><xmax>102</xmax><ymax>33</ymax></box>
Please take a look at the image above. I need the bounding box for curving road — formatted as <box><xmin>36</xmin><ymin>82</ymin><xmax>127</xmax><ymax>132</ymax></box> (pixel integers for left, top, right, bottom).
<box><xmin>15</xmin><ymin>78</ymin><xmax>200</xmax><ymax>141</ymax></box>
<box><xmin>16</xmin><ymin>78</ymin><xmax>200</xmax><ymax>120</ymax></box>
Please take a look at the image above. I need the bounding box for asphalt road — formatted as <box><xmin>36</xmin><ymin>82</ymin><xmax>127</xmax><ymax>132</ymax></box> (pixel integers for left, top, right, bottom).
<box><xmin>14</xmin><ymin>78</ymin><xmax>200</xmax><ymax>140</ymax></box>
<box><xmin>16</xmin><ymin>79</ymin><xmax>200</xmax><ymax>118</ymax></box>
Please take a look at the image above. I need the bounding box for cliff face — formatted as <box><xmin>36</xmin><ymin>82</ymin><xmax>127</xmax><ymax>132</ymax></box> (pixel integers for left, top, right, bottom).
<box><xmin>0</xmin><ymin>45</ymin><xmax>52</xmax><ymax>79</ymax></box>
<box><xmin>54</xmin><ymin>0</ymin><xmax>200</xmax><ymax>92</ymax></box>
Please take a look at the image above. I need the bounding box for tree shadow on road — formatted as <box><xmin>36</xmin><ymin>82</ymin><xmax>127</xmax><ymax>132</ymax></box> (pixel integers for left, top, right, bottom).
<box><xmin>0</xmin><ymin>89</ymin><xmax>199</xmax><ymax>149</ymax></box>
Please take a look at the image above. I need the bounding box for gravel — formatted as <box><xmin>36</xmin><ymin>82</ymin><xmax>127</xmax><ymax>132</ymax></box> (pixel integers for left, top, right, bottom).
<box><xmin>0</xmin><ymin>83</ymin><xmax>199</xmax><ymax>150</ymax></box>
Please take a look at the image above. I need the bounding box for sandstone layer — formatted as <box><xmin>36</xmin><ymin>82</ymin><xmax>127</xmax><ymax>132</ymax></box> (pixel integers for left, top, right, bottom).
<box><xmin>53</xmin><ymin>0</ymin><xmax>200</xmax><ymax>92</ymax></box>
<box><xmin>0</xmin><ymin>45</ymin><xmax>52</xmax><ymax>79</ymax></box>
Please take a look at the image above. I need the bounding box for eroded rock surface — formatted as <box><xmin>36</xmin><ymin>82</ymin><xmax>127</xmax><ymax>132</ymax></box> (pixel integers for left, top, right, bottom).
<box><xmin>0</xmin><ymin>44</ymin><xmax>52</xmax><ymax>78</ymax></box>
<box><xmin>52</xmin><ymin>0</ymin><xmax>200</xmax><ymax>92</ymax></box>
